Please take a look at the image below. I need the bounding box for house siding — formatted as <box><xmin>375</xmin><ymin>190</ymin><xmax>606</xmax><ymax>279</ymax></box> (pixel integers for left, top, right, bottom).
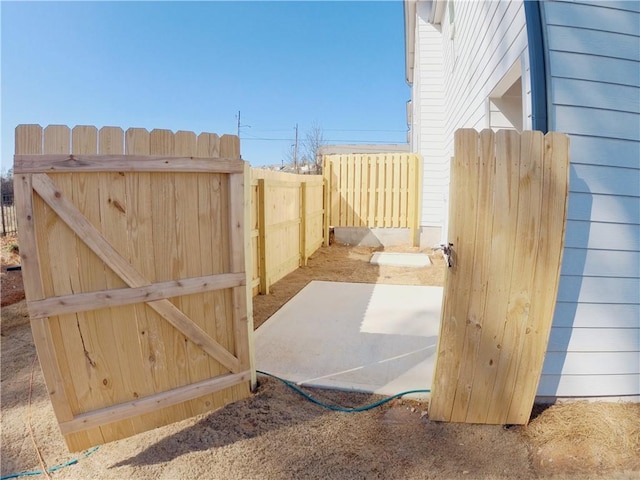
<box><xmin>408</xmin><ymin>0</ymin><xmax>639</xmax><ymax>400</ymax></box>
<box><xmin>411</xmin><ymin>0</ymin><xmax>529</xmax><ymax>241</ymax></box>
<box><xmin>540</xmin><ymin>0</ymin><xmax>640</xmax><ymax>398</ymax></box>
<box><xmin>412</xmin><ymin>2</ymin><xmax>447</xmax><ymax>237</ymax></box>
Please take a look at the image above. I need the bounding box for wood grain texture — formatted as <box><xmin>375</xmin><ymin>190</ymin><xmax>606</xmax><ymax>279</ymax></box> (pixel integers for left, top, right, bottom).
<box><xmin>14</xmin><ymin>154</ymin><xmax>243</xmax><ymax>173</ymax></box>
<box><xmin>430</xmin><ymin>129</ymin><xmax>569</xmax><ymax>425</ymax></box>
<box><xmin>59</xmin><ymin>372</ymin><xmax>250</xmax><ymax>435</ymax></box>
<box><xmin>322</xmin><ymin>153</ymin><xmax>421</xmax><ymax>234</ymax></box>
<box><xmin>252</xmin><ymin>171</ymin><xmax>324</xmax><ymax>292</ymax></box>
<box><xmin>15</xmin><ymin>125</ymin><xmax>252</xmax><ymax>451</ymax></box>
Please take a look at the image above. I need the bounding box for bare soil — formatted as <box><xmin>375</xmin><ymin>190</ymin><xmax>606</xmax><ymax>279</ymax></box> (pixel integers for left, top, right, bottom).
<box><xmin>1</xmin><ymin>238</ymin><xmax>638</xmax><ymax>479</ymax></box>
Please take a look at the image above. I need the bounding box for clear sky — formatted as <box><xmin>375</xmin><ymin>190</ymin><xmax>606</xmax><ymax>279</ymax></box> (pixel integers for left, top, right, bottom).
<box><xmin>1</xmin><ymin>1</ymin><xmax>409</xmax><ymax>171</ymax></box>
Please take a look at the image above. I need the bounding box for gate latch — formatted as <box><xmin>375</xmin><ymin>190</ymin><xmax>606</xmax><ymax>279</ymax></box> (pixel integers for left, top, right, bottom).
<box><xmin>435</xmin><ymin>243</ymin><xmax>454</xmax><ymax>268</ymax></box>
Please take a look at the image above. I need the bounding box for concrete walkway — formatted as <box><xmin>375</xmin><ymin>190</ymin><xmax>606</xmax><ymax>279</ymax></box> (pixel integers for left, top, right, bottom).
<box><xmin>255</xmin><ymin>281</ymin><xmax>443</xmax><ymax>399</ymax></box>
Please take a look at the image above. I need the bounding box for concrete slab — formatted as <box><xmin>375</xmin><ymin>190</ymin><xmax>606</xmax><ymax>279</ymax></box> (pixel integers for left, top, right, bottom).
<box><xmin>370</xmin><ymin>252</ymin><xmax>432</xmax><ymax>268</ymax></box>
<box><xmin>255</xmin><ymin>281</ymin><xmax>443</xmax><ymax>399</ymax></box>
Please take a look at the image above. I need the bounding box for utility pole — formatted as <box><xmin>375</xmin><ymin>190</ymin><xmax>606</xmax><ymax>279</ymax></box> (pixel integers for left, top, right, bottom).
<box><xmin>237</xmin><ymin>110</ymin><xmax>241</xmax><ymax>137</ymax></box>
<box><xmin>293</xmin><ymin>123</ymin><xmax>299</xmax><ymax>174</ymax></box>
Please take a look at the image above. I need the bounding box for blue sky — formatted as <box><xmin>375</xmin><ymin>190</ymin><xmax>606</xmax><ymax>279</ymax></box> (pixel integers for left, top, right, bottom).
<box><xmin>1</xmin><ymin>1</ymin><xmax>409</xmax><ymax>171</ymax></box>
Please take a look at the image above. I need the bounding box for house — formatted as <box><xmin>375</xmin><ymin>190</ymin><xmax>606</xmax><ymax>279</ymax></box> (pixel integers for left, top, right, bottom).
<box><xmin>404</xmin><ymin>0</ymin><xmax>639</xmax><ymax>400</ymax></box>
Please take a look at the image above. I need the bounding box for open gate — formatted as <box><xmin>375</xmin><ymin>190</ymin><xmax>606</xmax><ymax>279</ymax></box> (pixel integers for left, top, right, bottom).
<box><xmin>430</xmin><ymin>129</ymin><xmax>569</xmax><ymax>424</ymax></box>
<box><xmin>14</xmin><ymin>124</ymin><xmax>254</xmax><ymax>451</ymax></box>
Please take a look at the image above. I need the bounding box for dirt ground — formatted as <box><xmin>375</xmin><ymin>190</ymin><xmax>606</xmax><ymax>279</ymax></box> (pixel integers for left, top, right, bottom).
<box><xmin>1</xmin><ymin>238</ymin><xmax>638</xmax><ymax>479</ymax></box>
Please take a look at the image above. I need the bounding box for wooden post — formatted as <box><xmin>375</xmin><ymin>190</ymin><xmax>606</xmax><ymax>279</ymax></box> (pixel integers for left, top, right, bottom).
<box><xmin>322</xmin><ymin>158</ymin><xmax>331</xmax><ymax>247</ymax></box>
<box><xmin>412</xmin><ymin>154</ymin><xmax>422</xmax><ymax>246</ymax></box>
<box><xmin>240</xmin><ymin>161</ymin><xmax>257</xmax><ymax>390</ymax></box>
<box><xmin>300</xmin><ymin>181</ymin><xmax>307</xmax><ymax>265</ymax></box>
<box><xmin>257</xmin><ymin>179</ymin><xmax>268</xmax><ymax>294</ymax></box>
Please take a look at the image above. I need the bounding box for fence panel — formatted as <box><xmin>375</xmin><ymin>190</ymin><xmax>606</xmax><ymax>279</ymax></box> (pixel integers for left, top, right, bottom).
<box><xmin>323</xmin><ymin>153</ymin><xmax>421</xmax><ymax>244</ymax></box>
<box><xmin>250</xmin><ymin>169</ymin><xmax>324</xmax><ymax>295</ymax></box>
<box><xmin>429</xmin><ymin>129</ymin><xmax>569</xmax><ymax>425</ymax></box>
<box><xmin>1</xmin><ymin>194</ymin><xmax>17</xmax><ymax>236</ymax></box>
<box><xmin>14</xmin><ymin>124</ymin><xmax>253</xmax><ymax>451</ymax></box>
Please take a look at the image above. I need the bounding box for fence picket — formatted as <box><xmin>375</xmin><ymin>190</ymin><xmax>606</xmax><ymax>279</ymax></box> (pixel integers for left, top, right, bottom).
<box><xmin>323</xmin><ymin>152</ymin><xmax>421</xmax><ymax>244</ymax></box>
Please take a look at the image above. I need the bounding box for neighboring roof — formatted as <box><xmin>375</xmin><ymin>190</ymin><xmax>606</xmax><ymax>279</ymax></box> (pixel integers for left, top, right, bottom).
<box><xmin>319</xmin><ymin>144</ymin><xmax>410</xmax><ymax>155</ymax></box>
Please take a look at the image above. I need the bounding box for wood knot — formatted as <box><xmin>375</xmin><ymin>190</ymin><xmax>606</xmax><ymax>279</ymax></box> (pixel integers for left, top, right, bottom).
<box><xmin>54</xmin><ymin>191</ymin><xmax>61</xmax><ymax>198</ymax></box>
<box><xmin>112</xmin><ymin>200</ymin><xmax>126</xmax><ymax>214</ymax></box>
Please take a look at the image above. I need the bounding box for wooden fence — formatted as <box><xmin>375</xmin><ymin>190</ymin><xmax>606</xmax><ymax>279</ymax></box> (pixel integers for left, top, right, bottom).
<box><xmin>323</xmin><ymin>153</ymin><xmax>421</xmax><ymax>245</ymax></box>
<box><xmin>430</xmin><ymin>129</ymin><xmax>569</xmax><ymax>425</ymax></box>
<box><xmin>250</xmin><ymin>169</ymin><xmax>324</xmax><ymax>295</ymax></box>
<box><xmin>14</xmin><ymin>125</ymin><xmax>253</xmax><ymax>451</ymax></box>
<box><xmin>1</xmin><ymin>195</ymin><xmax>17</xmax><ymax>236</ymax></box>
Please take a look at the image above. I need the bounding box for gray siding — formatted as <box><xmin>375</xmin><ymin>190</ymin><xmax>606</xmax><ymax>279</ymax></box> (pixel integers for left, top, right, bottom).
<box><xmin>540</xmin><ymin>0</ymin><xmax>640</xmax><ymax>398</ymax></box>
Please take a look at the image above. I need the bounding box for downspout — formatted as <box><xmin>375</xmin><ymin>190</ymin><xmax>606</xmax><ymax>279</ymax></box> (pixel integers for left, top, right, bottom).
<box><xmin>524</xmin><ymin>0</ymin><xmax>548</xmax><ymax>133</ymax></box>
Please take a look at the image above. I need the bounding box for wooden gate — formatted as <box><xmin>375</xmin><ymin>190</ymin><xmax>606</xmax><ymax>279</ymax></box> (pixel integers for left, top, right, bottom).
<box><xmin>14</xmin><ymin>124</ymin><xmax>254</xmax><ymax>451</ymax></box>
<box><xmin>430</xmin><ymin>129</ymin><xmax>569</xmax><ymax>425</ymax></box>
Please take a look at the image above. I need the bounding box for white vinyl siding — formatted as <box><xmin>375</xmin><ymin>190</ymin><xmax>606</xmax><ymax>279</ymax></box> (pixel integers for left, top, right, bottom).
<box><xmin>413</xmin><ymin>2</ymin><xmax>447</xmax><ymax>230</ymax></box>
<box><xmin>414</xmin><ymin>0</ymin><xmax>529</xmax><ymax>234</ymax></box>
<box><xmin>539</xmin><ymin>0</ymin><xmax>640</xmax><ymax>398</ymax></box>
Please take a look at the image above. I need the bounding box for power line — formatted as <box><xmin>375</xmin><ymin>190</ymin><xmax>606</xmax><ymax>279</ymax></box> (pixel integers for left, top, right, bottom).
<box><xmin>241</xmin><ymin>138</ymin><xmax>406</xmax><ymax>143</ymax></box>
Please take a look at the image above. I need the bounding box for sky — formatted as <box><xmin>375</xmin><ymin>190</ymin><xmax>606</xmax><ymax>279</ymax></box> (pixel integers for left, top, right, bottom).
<box><xmin>1</xmin><ymin>0</ymin><xmax>410</xmax><ymax>171</ymax></box>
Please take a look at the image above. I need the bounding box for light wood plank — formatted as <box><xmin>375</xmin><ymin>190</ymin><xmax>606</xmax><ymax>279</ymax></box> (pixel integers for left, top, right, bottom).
<box><xmin>360</xmin><ymin>157</ymin><xmax>370</xmax><ymax>228</ymax></box>
<box><xmin>430</xmin><ymin>130</ymin><xmax>478</xmax><ymax>421</ymax></box>
<box><xmin>323</xmin><ymin>175</ymin><xmax>330</xmax><ymax>247</ymax></box>
<box><xmin>124</xmin><ymin>127</ymin><xmax>173</xmax><ymax>428</ymax></box>
<box><xmin>257</xmin><ymin>179</ymin><xmax>268</xmax><ymax>294</ymax></box>
<box><xmin>353</xmin><ymin>157</ymin><xmax>362</xmax><ymax>226</ymax></box>
<box><xmin>407</xmin><ymin>155</ymin><xmax>418</xmax><ymax>244</ymax></box>
<box><xmin>331</xmin><ymin>158</ymin><xmax>341</xmax><ymax>226</ymax></box>
<box><xmin>197</xmin><ymin>167</ymin><xmax>228</xmax><ymax>406</ymax></box>
<box><xmin>300</xmin><ymin>182</ymin><xmax>308</xmax><ymax>265</ymax></box>
<box><xmin>175</xmin><ymin>130</ymin><xmax>218</xmax><ymax>415</ymax></box>
<box><xmin>450</xmin><ymin>130</ymin><xmax>492</xmax><ymax>422</ymax></box>
<box><xmin>399</xmin><ymin>155</ymin><xmax>408</xmax><ymax>228</ymax></box>
<box><xmin>27</xmin><ymin>253</ymin><xmax>245</xmax><ymax>318</ymax></box>
<box><xmin>29</xmin><ymin>173</ymin><xmax>242</xmax><ymax>373</ymax></box>
<box><xmin>506</xmin><ymin>132</ymin><xmax>570</xmax><ymax>423</ymax></box>
<box><xmin>95</xmin><ymin>125</ymin><xmax>140</xmax><ymax>441</ymax></box>
<box><xmin>13</xmin><ymin>159</ymin><xmax>77</xmax><ymax>434</ymax></box>
<box><xmin>229</xmin><ymin>168</ymin><xmax>250</xmax><ymax>370</ymax></box>
<box><xmin>392</xmin><ymin>154</ymin><xmax>401</xmax><ymax>228</ymax></box>
<box><xmin>368</xmin><ymin>156</ymin><xmax>377</xmax><ymax>227</ymax></box>
<box><xmin>348</xmin><ymin>155</ymin><xmax>356</xmax><ymax>226</ymax></box>
<box><xmin>14</xmin><ymin>154</ymin><xmax>244</xmax><ymax>173</ymax></box>
<box><xmin>220</xmin><ymin>137</ymin><xmax>247</xmax><ymax>401</ymax></box>
<box><xmin>487</xmin><ymin>131</ymin><xmax>544</xmax><ymax>424</ymax></box>
<box><xmin>432</xmin><ymin>130</ymin><xmax>570</xmax><ymax>425</ymax></box>
<box><xmin>473</xmin><ymin>130</ymin><xmax>522</xmax><ymax>424</ymax></box>
<box><xmin>42</xmin><ymin>125</ymin><xmax>104</xmax><ymax>449</ymax></box>
<box><xmin>463</xmin><ymin>130</ymin><xmax>498</xmax><ymax>423</ymax></box>
<box><xmin>197</xmin><ymin>132</ymin><xmax>220</xmax><ymax>158</ymax></box>
<box><xmin>241</xmin><ymin>162</ymin><xmax>257</xmax><ymax>389</ymax></box>
<box><xmin>429</xmin><ymin>130</ymin><xmax>470</xmax><ymax>421</ymax></box>
<box><xmin>384</xmin><ymin>155</ymin><xmax>393</xmax><ymax>227</ymax></box>
<box><xmin>59</xmin><ymin>372</ymin><xmax>250</xmax><ymax>435</ymax></box>
<box><xmin>69</xmin><ymin>126</ymin><xmax>115</xmax><ymax>431</ymax></box>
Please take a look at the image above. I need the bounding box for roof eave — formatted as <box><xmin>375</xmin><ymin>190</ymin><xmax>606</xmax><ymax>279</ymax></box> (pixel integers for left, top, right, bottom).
<box><xmin>404</xmin><ymin>0</ymin><xmax>417</xmax><ymax>85</ymax></box>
